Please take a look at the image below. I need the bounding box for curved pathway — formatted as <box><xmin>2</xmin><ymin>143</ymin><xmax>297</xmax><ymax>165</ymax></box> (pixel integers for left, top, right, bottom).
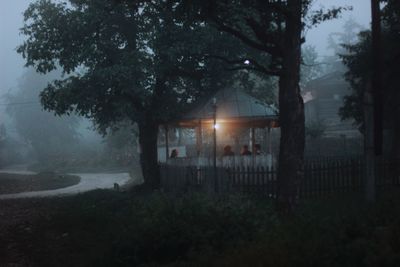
<box><xmin>0</xmin><ymin>168</ymin><xmax>135</xmax><ymax>199</ymax></box>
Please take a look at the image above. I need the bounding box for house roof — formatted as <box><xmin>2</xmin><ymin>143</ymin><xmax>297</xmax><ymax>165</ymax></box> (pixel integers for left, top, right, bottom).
<box><xmin>171</xmin><ymin>88</ymin><xmax>279</xmax><ymax>128</ymax></box>
<box><xmin>305</xmin><ymin>71</ymin><xmax>347</xmax><ymax>91</ymax></box>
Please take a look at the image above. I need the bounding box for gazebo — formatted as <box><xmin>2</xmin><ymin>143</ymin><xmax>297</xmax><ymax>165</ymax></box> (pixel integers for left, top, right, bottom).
<box><xmin>161</xmin><ymin>87</ymin><xmax>279</xmax><ymax>166</ymax></box>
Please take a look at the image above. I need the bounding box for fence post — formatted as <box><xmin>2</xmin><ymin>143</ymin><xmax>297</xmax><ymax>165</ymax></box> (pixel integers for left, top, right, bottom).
<box><xmin>350</xmin><ymin>159</ymin><xmax>357</xmax><ymax>192</ymax></box>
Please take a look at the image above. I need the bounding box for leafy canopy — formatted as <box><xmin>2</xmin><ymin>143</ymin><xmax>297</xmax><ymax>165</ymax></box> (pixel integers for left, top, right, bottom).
<box><xmin>170</xmin><ymin>0</ymin><xmax>349</xmax><ymax>77</ymax></box>
<box><xmin>339</xmin><ymin>0</ymin><xmax>400</xmax><ymax>132</ymax></box>
<box><xmin>18</xmin><ymin>0</ymin><xmax>262</xmax><ymax>133</ymax></box>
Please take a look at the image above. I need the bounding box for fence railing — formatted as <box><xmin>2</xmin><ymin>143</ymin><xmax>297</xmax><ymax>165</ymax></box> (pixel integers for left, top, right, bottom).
<box><xmin>160</xmin><ymin>157</ymin><xmax>400</xmax><ymax>198</ymax></box>
<box><xmin>165</xmin><ymin>154</ymin><xmax>275</xmax><ymax>168</ymax></box>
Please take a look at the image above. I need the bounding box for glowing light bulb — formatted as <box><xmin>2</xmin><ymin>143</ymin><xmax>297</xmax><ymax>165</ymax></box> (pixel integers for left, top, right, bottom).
<box><xmin>214</xmin><ymin>123</ymin><xmax>220</xmax><ymax>130</ymax></box>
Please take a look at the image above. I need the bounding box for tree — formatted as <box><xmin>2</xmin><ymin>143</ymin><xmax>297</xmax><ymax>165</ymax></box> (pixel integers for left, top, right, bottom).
<box><xmin>6</xmin><ymin>68</ymin><xmax>79</xmax><ymax>162</ymax></box>
<box><xmin>300</xmin><ymin>45</ymin><xmax>323</xmax><ymax>87</ymax></box>
<box><xmin>324</xmin><ymin>18</ymin><xmax>365</xmax><ymax>74</ymax></box>
<box><xmin>18</xmin><ymin>0</ymin><xmax>261</xmax><ymax>189</ymax></box>
<box><xmin>171</xmin><ymin>0</ymin><xmax>346</xmax><ymax>211</ymax></box>
<box><xmin>327</xmin><ymin>18</ymin><xmax>365</xmax><ymax>55</ymax></box>
<box><xmin>236</xmin><ymin>71</ymin><xmax>278</xmax><ymax>105</ymax></box>
<box><xmin>340</xmin><ymin>0</ymin><xmax>400</xmax><ymax>159</ymax></box>
<box><xmin>103</xmin><ymin>120</ymin><xmax>138</xmax><ymax>166</ymax></box>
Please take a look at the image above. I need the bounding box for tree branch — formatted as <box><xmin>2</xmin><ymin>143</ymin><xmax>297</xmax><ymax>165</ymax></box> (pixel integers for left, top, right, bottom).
<box><xmin>245</xmin><ymin>17</ymin><xmax>282</xmax><ymax>49</ymax></box>
<box><xmin>164</xmin><ymin>67</ymin><xmax>204</xmax><ymax>80</ymax></box>
<box><xmin>213</xmin><ymin>18</ymin><xmax>282</xmax><ymax>56</ymax></box>
<box><xmin>206</xmin><ymin>54</ymin><xmax>281</xmax><ymax>76</ymax></box>
<box><xmin>265</xmin><ymin>1</ymin><xmax>290</xmax><ymax>18</ymax></box>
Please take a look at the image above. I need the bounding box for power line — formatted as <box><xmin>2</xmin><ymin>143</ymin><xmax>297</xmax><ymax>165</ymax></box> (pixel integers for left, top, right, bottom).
<box><xmin>0</xmin><ymin>101</ymin><xmax>41</xmax><ymax>106</ymax></box>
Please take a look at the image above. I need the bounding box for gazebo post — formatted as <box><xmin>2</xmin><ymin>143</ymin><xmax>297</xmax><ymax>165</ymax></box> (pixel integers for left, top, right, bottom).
<box><xmin>196</xmin><ymin>119</ymin><xmax>202</xmax><ymax>157</ymax></box>
<box><xmin>263</xmin><ymin>127</ymin><xmax>268</xmax><ymax>152</ymax></box>
<box><xmin>268</xmin><ymin>126</ymin><xmax>272</xmax><ymax>166</ymax></box>
<box><xmin>268</xmin><ymin>126</ymin><xmax>272</xmax><ymax>154</ymax></box>
<box><xmin>251</xmin><ymin>127</ymin><xmax>255</xmax><ymax>167</ymax></box>
<box><xmin>165</xmin><ymin>125</ymin><xmax>169</xmax><ymax>163</ymax></box>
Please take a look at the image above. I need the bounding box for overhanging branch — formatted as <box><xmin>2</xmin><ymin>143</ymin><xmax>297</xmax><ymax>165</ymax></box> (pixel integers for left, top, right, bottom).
<box><xmin>206</xmin><ymin>54</ymin><xmax>281</xmax><ymax>76</ymax></box>
<box><xmin>164</xmin><ymin>67</ymin><xmax>204</xmax><ymax>80</ymax></box>
<box><xmin>213</xmin><ymin>18</ymin><xmax>281</xmax><ymax>56</ymax></box>
<box><xmin>245</xmin><ymin>17</ymin><xmax>282</xmax><ymax>49</ymax></box>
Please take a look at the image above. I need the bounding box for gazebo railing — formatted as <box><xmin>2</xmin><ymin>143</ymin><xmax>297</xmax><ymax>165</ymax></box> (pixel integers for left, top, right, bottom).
<box><xmin>164</xmin><ymin>154</ymin><xmax>275</xmax><ymax>168</ymax></box>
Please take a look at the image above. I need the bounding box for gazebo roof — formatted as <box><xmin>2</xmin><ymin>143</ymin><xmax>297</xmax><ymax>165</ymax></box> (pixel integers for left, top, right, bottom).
<box><xmin>172</xmin><ymin>88</ymin><xmax>279</xmax><ymax>128</ymax></box>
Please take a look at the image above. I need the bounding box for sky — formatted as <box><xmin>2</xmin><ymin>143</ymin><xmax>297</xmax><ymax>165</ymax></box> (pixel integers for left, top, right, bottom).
<box><xmin>306</xmin><ymin>0</ymin><xmax>371</xmax><ymax>55</ymax></box>
<box><xmin>0</xmin><ymin>0</ymin><xmax>372</xmax><ymax>97</ymax></box>
<box><xmin>0</xmin><ymin>0</ymin><xmax>31</xmax><ymax>96</ymax></box>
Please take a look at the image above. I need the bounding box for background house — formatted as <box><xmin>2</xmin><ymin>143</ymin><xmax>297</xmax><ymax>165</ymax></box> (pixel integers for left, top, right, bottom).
<box><xmin>302</xmin><ymin>71</ymin><xmax>363</xmax><ymax>157</ymax></box>
<box><xmin>303</xmin><ymin>71</ymin><xmax>360</xmax><ymax>138</ymax></box>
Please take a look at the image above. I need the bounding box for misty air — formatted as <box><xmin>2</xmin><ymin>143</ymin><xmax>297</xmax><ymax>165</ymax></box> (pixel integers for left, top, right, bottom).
<box><xmin>1</xmin><ymin>0</ymin><xmax>399</xmax><ymax>266</ymax></box>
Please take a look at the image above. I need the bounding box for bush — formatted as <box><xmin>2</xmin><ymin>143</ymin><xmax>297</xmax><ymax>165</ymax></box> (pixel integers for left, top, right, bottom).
<box><xmin>7</xmin><ymin>190</ymin><xmax>400</xmax><ymax>267</ymax></box>
<box><xmin>102</xmin><ymin>193</ymin><xmax>277</xmax><ymax>266</ymax></box>
<box><xmin>204</xmin><ymin>194</ymin><xmax>400</xmax><ymax>267</ymax></box>
<box><xmin>19</xmin><ymin>191</ymin><xmax>276</xmax><ymax>266</ymax></box>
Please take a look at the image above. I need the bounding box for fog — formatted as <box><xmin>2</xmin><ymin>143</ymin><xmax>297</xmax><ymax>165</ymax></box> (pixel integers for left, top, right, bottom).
<box><xmin>0</xmin><ymin>0</ymin><xmax>107</xmax><ymax>168</ymax></box>
<box><xmin>0</xmin><ymin>0</ymin><xmax>371</xmax><ymax>168</ymax></box>
<box><xmin>306</xmin><ymin>0</ymin><xmax>371</xmax><ymax>56</ymax></box>
<box><xmin>0</xmin><ymin>0</ymin><xmax>372</xmax><ymax>96</ymax></box>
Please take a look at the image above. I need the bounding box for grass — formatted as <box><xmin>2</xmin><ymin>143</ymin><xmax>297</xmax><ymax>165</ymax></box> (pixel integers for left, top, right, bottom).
<box><xmin>0</xmin><ymin>172</ymin><xmax>81</xmax><ymax>194</ymax></box>
<box><xmin>28</xmin><ymin>159</ymin><xmax>135</xmax><ymax>173</ymax></box>
<box><xmin>1</xmin><ymin>189</ymin><xmax>400</xmax><ymax>266</ymax></box>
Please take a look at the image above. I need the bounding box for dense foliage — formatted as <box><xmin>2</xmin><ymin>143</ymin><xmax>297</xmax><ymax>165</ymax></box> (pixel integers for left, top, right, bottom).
<box><xmin>339</xmin><ymin>0</ymin><xmax>400</xmax><ymax>157</ymax></box>
<box><xmin>169</xmin><ymin>0</ymin><xmax>347</xmax><ymax>210</ymax></box>
<box><xmin>18</xmin><ymin>0</ymin><xmax>215</xmax><ymax>127</ymax></box>
<box><xmin>18</xmin><ymin>0</ymin><xmax>263</xmax><ymax>187</ymax></box>
<box><xmin>18</xmin><ymin>0</ymin><xmax>347</xmax><ymax>205</ymax></box>
<box><xmin>3</xmin><ymin>190</ymin><xmax>400</xmax><ymax>266</ymax></box>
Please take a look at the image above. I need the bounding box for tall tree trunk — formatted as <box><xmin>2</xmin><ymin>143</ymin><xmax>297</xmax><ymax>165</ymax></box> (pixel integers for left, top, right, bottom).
<box><xmin>362</xmin><ymin>0</ymin><xmax>382</xmax><ymax>203</ymax></box>
<box><xmin>371</xmin><ymin>0</ymin><xmax>383</xmax><ymax>156</ymax></box>
<box><xmin>394</xmin><ymin>118</ymin><xmax>400</xmax><ymax>160</ymax></box>
<box><xmin>364</xmin><ymin>81</ymin><xmax>376</xmax><ymax>202</ymax></box>
<box><xmin>138</xmin><ymin>116</ymin><xmax>160</xmax><ymax>190</ymax></box>
<box><xmin>276</xmin><ymin>0</ymin><xmax>305</xmax><ymax>212</ymax></box>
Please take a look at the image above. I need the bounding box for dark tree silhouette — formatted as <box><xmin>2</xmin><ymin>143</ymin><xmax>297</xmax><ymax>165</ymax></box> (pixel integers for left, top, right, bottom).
<box><xmin>340</xmin><ymin>0</ymin><xmax>400</xmax><ymax>202</ymax></box>
<box><xmin>171</xmin><ymin>0</ymin><xmax>346</xmax><ymax>211</ymax></box>
<box><xmin>18</xmin><ymin>0</ymin><xmax>262</xmax><ymax>189</ymax></box>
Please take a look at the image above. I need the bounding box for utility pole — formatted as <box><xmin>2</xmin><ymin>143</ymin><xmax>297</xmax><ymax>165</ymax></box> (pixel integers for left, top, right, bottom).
<box><xmin>371</xmin><ymin>0</ymin><xmax>383</xmax><ymax>156</ymax></box>
<box><xmin>365</xmin><ymin>0</ymin><xmax>382</xmax><ymax>203</ymax></box>
<box><xmin>364</xmin><ymin>81</ymin><xmax>375</xmax><ymax>202</ymax></box>
<box><xmin>212</xmin><ymin>97</ymin><xmax>218</xmax><ymax>193</ymax></box>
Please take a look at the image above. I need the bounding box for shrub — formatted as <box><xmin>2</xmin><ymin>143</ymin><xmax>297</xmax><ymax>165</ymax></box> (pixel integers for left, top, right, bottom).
<box><xmin>9</xmin><ymin>190</ymin><xmax>400</xmax><ymax>267</ymax></box>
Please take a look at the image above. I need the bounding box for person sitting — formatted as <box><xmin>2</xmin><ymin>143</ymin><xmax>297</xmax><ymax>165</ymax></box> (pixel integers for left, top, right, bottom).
<box><xmin>253</xmin><ymin>144</ymin><xmax>263</xmax><ymax>155</ymax></box>
<box><xmin>223</xmin><ymin>145</ymin><xmax>235</xmax><ymax>156</ymax></box>
<box><xmin>240</xmin><ymin>145</ymin><xmax>252</xmax><ymax>156</ymax></box>
<box><xmin>170</xmin><ymin>149</ymin><xmax>178</xmax><ymax>158</ymax></box>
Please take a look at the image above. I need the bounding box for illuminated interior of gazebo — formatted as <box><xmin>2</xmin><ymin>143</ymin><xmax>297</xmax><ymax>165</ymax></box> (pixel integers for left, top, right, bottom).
<box><xmin>160</xmin><ymin>88</ymin><xmax>279</xmax><ymax>166</ymax></box>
